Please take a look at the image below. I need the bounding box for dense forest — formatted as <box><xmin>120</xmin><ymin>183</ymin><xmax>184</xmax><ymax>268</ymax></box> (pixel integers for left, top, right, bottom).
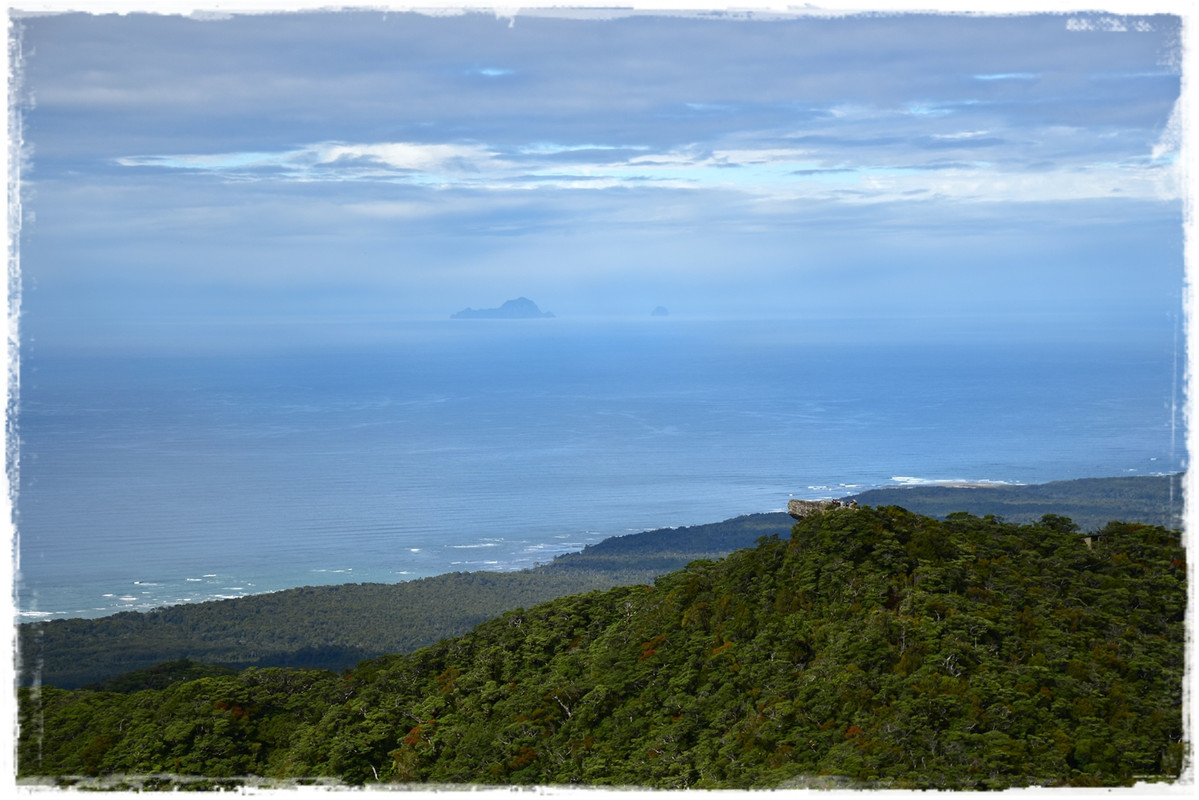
<box><xmin>18</xmin><ymin>514</ymin><xmax>791</xmax><ymax>689</ymax></box>
<box><xmin>848</xmin><ymin>474</ymin><xmax>1183</xmax><ymax>532</ymax></box>
<box><xmin>17</xmin><ymin>474</ymin><xmax>1182</xmax><ymax>689</ymax></box>
<box><xmin>18</xmin><ymin>505</ymin><xmax>1186</xmax><ymax>789</ymax></box>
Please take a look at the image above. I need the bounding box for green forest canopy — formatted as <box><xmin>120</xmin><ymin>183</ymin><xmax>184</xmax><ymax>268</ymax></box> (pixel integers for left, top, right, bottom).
<box><xmin>17</xmin><ymin>474</ymin><xmax>1182</xmax><ymax>689</ymax></box>
<box><xmin>18</xmin><ymin>506</ymin><xmax>1186</xmax><ymax>790</ymax></box>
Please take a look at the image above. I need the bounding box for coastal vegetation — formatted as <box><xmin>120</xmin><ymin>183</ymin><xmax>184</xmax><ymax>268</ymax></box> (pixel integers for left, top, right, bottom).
<box><xmin>18</xmin><ymin>505</ymin><xmax>1186</xmax><ymax>788</ymax></box>
<box><xmin>17</xmin><ymin>474</ymin><xmax>1181</xmax><ymax>689</ymax></box>
<box><xmin>848</xmin><ymin>474</ymin><xmax>1183</xmax><ymax>532</ymax></box>
<box><xmin>18</xmin><ymin>515</ymin><xmax>791</xmax><ymax>689</ymax></box>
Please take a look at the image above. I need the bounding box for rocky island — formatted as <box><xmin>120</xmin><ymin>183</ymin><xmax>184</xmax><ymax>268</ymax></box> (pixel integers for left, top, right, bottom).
<box><xmin>451</xmin><ymin>297</ymin><xmax>554</xmax><ymax>319</ymax></box>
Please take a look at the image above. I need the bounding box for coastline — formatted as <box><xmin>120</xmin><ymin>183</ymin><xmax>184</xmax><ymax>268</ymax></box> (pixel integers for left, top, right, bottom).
<box><xmin>17</xmin><ymin>473</ymin><xmax>1183</xmax><ymax>624</ymax></box>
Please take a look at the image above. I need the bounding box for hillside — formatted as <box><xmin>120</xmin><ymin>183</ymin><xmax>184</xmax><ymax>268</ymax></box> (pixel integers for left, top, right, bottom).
<box><xmin>19</xmin><ymin>514</ymin><xmax>792</xmax><ymax>689</ymax></box>
<box><xmin>17</xmin><ymin>474</ymin><xmax>1181</xmax><ymax>689</ymax></box>
<box><xmin>847</xmin><ymin>474</ymin><xmax>1182</xmax><ymax>532</ymax></box>
<box><xmin>18</xmin><ymin>506</ymin><xmax>1186</xmax><ymax>788</ymax></box>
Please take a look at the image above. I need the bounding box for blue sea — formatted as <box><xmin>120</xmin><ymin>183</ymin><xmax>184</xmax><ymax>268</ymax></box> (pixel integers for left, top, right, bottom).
<box><xmin>13</xmin><ymin>317</ymin><xmax>1185</xmax><ymax>620</ymax></box>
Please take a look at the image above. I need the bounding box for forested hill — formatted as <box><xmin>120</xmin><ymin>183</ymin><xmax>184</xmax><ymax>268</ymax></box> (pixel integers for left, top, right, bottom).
<box><xmin>19</xmin><ymin>513</ymin><xmax>793</xmax><ymax>689</ymax></box>
<box><xmin>18</xmin><ymin>507</ymin><xmax>1185</xmax><ymax>789</ymax></box>
<box><xmin>17</xmin><ymin>474</ymin><xmax>1181</xmax><ymax>689</ymax></box>
<box><xmin>847</xmin><ymin>474</ymin><xmax>1182</xmax><ymax>532</ymax></box>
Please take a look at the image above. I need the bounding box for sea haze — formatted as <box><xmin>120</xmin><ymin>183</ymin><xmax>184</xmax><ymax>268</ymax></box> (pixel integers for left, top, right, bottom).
<box><xmin>14</xmin><ymin>317</ymin><xmax>1184</xmax><ymax>620</ymax></box>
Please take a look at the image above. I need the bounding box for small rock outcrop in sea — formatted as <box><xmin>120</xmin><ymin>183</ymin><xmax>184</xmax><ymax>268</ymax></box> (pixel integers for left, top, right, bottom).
<box><xmin>451</xmin><ymin>297</ymin><xmax>555</xmax><ymax>319</ymax></box>
<box><xmin>788</xmin><ymin>498</ymin><xmax>857</xmax><ymax>520</ymax></box>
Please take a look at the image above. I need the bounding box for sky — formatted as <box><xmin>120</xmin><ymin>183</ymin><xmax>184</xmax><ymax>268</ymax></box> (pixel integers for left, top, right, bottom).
<box><xmin>7</xmin><ymin>3</ymin><xmax>1189</xmax><ymax>347</ymax></box>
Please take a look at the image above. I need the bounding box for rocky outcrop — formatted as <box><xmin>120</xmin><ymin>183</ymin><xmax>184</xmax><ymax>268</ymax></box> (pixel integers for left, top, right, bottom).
<box><xmin>787</xmin><ymin>498</ymin><xmax>858</xmax><ymax>520</ymax></box>
<box><xmin>788</xmin><ymin>499</ymin><xmax>837</xmax><ymax>520</ymax></box>
<box><xmin>451</xmin><ymin>297</ymin><xmax>554</xmax><ymax>319</ymax></box>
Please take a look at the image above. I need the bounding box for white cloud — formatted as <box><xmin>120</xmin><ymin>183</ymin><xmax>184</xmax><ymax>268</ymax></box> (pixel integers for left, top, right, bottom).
<box><xmin>930</xmin><ymin>131</ymin><xmax>991</xmax><ymax>141</ymax></box>
<box><xmin>905</xmin><ymin>103</ymin><xmax>953</xmax><ymax>118</ymax></box>
<box><xmin>708</xmin><ymin>147</ymin><xmax>814</xmax><ymax>165</ymax></box>
<box><xmin>972</xmin><ymin>73</ymin><xmax>1039</xmax><ymax>81</ymax></box>
<box><xmin>117</xmin><ymin>141</ymin><xmax>504</xmax><ymax>184</ymax></box>
<box><xmin>114</xmin><ymin>120</ymin><xmax>1182</xmax><ymax>208</ymax></box>
<box><xmin>315</xmin><ymin>142</ymin><xmax>499</xmax><ymax>173</ymax></box>
<box><xmin>116</xmin><ymin>151</ymin><xmax>291</xmax><ymax>170</ymax></box>
<box><xmin>518</xmin><ymin>142</ymin><xmax>648</xmax><ymax>155</ymax></box>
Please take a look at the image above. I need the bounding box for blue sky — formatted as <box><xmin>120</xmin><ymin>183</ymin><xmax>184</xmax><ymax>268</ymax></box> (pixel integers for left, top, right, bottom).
<box><xmin>10</xmin><ymin>6</ymin><xmax>1187</xmax><ymax>346</ymax></box>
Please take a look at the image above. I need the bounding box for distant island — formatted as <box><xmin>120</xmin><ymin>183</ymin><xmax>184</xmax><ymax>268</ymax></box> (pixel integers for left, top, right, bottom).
<box><xmin>651</xmin><ymin>306</ymin><xmax>669</xmax><ymax>316</ymax></box>
<box><xmin>451</xmin><ymin>297</ymin><xmax>554</xmax><ymax>319</ymax></box>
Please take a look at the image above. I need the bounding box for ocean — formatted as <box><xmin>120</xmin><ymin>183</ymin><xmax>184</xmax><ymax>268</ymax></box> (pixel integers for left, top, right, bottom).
<box><xmin>12</xmin><ymin>317</ymin><xmax>1185</xmax><ymax>620</ymax></box>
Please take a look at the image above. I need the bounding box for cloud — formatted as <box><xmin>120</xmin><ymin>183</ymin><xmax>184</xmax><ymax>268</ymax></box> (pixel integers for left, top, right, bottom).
<box><xmin>929</xmin><ymin>130</ymin><xmax>991</xmax><ymax>140</ymax></box>
<box><xmin>466</xmin><ymin>67</ymin><xmax>514</xmax><ymax>77</ymax></box>
<box><xmin>15</xmin><ymin>9</ymin><xmax>1184</xmax><ymax>330</ymax></box>
<box><xmin>111</xmin><ymin>127</ymin><xmax>1181</xmax><ymax>208</ymax></box>
<box><xmin>116</xmin><ymin>152</ymin><xmax>285</xmax><ymax>170</ymax></box>
<box><xmin>316</xmin><ymin>142</ymin><xmax>499</xmax><ymax>173</ymax></box>
<box><xmin>972</xmin><ymin>73</ymin><xmax>1040</xmax><ymax>81</ymax></box>
<box><xmin>116</xmin><ymin>141</ymin><xmax>504</xmax><ymax>184</ymax></box>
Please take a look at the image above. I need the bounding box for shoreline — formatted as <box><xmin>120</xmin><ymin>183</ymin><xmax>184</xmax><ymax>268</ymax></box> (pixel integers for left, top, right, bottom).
<box><xmin>900</xmin><ymin>481</ymin><xmax>1013</xmax><ymax>489</ymax></box>
<box><xmin>17</xmin><ymin>473</ymin><xmax>1183</xmax><ymax>624</ymax></box>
